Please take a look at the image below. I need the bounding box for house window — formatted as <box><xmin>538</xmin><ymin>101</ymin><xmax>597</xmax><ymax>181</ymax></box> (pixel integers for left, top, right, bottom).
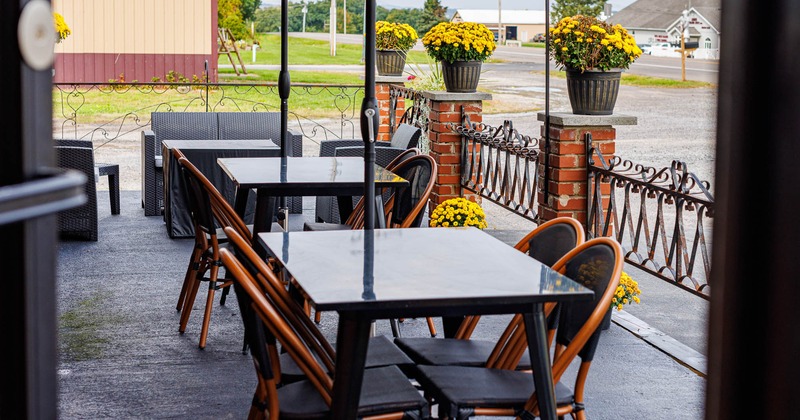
<box><xmin>704</xmin><ymin>37</ymin><xmax>712</xmax><ymax>49</ymax></box>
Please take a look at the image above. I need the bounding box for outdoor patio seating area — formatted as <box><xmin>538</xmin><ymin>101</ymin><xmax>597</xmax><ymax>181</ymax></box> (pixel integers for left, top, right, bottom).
<box><xmin>55</xmin><ymin>189</ymin><xmax>706</xmax><ymax>419</ymax></box>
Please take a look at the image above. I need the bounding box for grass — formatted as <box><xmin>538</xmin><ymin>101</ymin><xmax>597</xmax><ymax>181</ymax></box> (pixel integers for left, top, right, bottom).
<box><xmin>59</xmin><ymin>292</ymin><xmax>123</xmax><ymax>361</ymax></box>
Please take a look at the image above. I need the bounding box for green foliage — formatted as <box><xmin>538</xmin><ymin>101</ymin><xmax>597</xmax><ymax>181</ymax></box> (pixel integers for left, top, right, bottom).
<box><xmin>418</xmin><ymin>0</ymin><xmax>448</xmax><ymax>36</ymax></box>
<box><xmin>240</xmin><ymin>0</ymin><xmax>260</xmax><ymax>21</ymax></box>
<box><xmin>552</xmin><ymin>0</ymin><xmax>606</xmax><ymax>21</ymax></box>
<box><xmin>219</xmin><ymin>0</ymin><xmax>250</xmax><ymax>41</ymax></box>
<box><xmin>256</xmin><ymin>0</ymin><xmax>364</xmax><ymax>34</ymax></box>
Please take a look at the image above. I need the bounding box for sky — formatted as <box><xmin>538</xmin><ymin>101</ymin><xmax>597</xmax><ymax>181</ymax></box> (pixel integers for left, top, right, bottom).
<box><xmin>259</xmin><ymin>0</ymin><xmax>638</xmax><ymax>14</ymax></box>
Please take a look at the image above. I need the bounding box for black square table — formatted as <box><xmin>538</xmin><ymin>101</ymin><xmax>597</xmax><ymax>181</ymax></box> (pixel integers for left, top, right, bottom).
<box><xmin>162</xmin><ymin>140</ymin><xmax>280</xmax><ymax>238</ymax></box>
<box><xmin>257</xmin><ymin>227</ymin><xmax>594</xmax><ymax>420</ymax></box>
<box><xmin>218</xmin><ymin>156</ymin><xmax>408</xmax><ymax>237</ymax></box>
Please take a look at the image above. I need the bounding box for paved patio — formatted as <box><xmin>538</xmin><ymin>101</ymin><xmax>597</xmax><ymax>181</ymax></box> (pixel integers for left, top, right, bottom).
<box><xmin>56</xmin><ymin>191</ymin><xmax>706</xmax><ymax>419</ymax></box>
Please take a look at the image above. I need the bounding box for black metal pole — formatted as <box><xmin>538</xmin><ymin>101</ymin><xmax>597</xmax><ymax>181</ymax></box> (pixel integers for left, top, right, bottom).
<box><xmin>543</xmin><ymin>0</ymin><xmax>551</xmax><ymax>221</ymax></box>
<box><xmin>361</xmin><ymin>0</ymin><xmax>378</xmax><ymax>230</ymax></box>
<box><xmin>278</xmin><ymin>0</ymin><xmax>290</xmax><ymax>226</ymax></box>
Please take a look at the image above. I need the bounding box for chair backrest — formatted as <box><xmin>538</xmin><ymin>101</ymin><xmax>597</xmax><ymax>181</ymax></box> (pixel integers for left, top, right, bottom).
<box><xmin>344</xmin><ymin>148</ymin><xmax>422</xmax><ymax>229</ymax></box>
<box><xmin>173</xmin><ymin>150</ymin><xmax>217</xmax><ymax>236</ymax></box>
<box><xmin>390</xmin><ymin>123</ymin><xmax>422</xmax><ymax>149</ymax></box>
<box><xmin>172</xmin><ymin>148</ymin><xmax>253</xmax><ymax>243</ymax></box>
<box><xmin>550</xmin><ymin>237</ymin><xmax>623</xmax><ymax>368</ymax></box>
<box><xmin>151</xmin><ymin>112</ymin><xmax>218</xmax><ymax>158</ymax></box>
<box><xmin>386</xmin><ymin>154</ymin><xmax>437</xmax><ymax>228</ymax></box>
<box><xmin>54</xmin><ymin>145</ymin><xmax>98</xmax><ymax>241</ymax></box>
<box><xmin>220</xmin><ymin>227</ymin><xmax>338</xmax><ymax>402</ymax></box>
<box><xmin>456</xmin><ymin>217</ymin><xmax>586</xmax><ymax>341</ymax></box>
<box><xmin>54</xmin><ymin>139</ymin><xmax>93</xmax><ymax>149</ymax></box>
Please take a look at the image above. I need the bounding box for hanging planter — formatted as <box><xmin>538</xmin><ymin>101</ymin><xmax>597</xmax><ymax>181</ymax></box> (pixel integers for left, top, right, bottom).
<box><xmin>376</xmin><ymin>50</ymin><xmax>407</xmax><ymax>76</ymax></box>
<box><xmin>440</xmin><ymin>60</ymin><xmax>482</xmax><ymax>93</ymax></box>
<box><xmin>565</xmin><ymin>67</ymin><xmax>622</xmax><ymax>115</ymax></box>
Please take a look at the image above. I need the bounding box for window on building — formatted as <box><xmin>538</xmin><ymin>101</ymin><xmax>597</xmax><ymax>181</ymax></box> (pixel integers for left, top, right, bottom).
<box><xmin>705</xmin><ymin>37</ymin><xmax>712</xmax><ymax>49</ymax></box>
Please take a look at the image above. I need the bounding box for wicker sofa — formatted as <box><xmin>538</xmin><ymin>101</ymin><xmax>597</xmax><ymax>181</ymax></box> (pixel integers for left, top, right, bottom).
<box><xmin>141</xmin><ymin>112</ymin><xmax>303</xmax><ymax>216</ymax></box>
<box><xmin>55</xmin><ymin>142</ymin><xmax>98</xmax><ymax>241</ymax></box>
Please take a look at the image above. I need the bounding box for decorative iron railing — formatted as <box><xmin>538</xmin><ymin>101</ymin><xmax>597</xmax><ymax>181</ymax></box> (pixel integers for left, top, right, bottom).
<box><xmin>586</xmin><ymin>133</ymin><xmax>714</xmax><ymax>298</ymax></box>
<box><xmin>53</xmin><ymin>82</ymin><xmax>365</xmax><ymax>147</ymax></box>
<box><xmin>452</xmin><ymin>115</ymin><xmax>541</xmax><ymax>222</ymax></box>
<box><xmin>388</xmin><ymin>84</ymin><xmax>431</xmax><ymax>152</ymax></box>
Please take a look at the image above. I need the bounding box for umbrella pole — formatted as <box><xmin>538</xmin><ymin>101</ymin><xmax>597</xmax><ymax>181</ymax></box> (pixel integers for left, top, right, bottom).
<box><xmin>278</xmin><ymin>0</ymin><xmax>290</xmax><ymax>230</ymax></box>
<box><xmin>361</xmin><ymin>0</ymin><xmax>378</xmax><ymax>230</ymax></box>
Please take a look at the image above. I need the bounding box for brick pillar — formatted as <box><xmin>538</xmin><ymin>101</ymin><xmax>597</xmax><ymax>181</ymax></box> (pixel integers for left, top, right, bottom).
<box><xmin>536</xmin><ymin>112</ymin><xmax>637</xmax><ymax>224</ymax></box>
<box><xmin>424</xmin><ymin>91</ymin><xmax>492</xmax><ymax>209</ymax></box>
<box><xmin>376</xmin><ymin>76</ymin><xmax>407</xmax><ymax>142</ymax></box>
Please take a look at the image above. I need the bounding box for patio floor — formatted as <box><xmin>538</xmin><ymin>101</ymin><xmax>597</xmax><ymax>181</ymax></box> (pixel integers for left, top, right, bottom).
<box><xmin>56</xmin><ymin>191</ymin><xmax>706</xmax><ymax>419</ymax></box>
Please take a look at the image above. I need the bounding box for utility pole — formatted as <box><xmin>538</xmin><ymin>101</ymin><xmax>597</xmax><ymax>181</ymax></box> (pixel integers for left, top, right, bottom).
<box><xmin>344</xmin><ymin>0</ymin><xmax>347</xmax><ymax>34</ymax></box>
<box><xmin>680</xmin><ymin>9</ymin><xmax>688</xmax><ymax>81</ymax></box>
<box><xmin>498</xmin><ymin>0</ymin><xmax>503</xmax><ymax>45</ymax></box>
<box><xmin>330</xmin><ymin>0</ymin><xmax>337</xmax><ymax>56</ymax></box>
<box><xmin>302</xmin><ymin>2</ymin><xmax>308</xmax><ymax>33</ymax></box>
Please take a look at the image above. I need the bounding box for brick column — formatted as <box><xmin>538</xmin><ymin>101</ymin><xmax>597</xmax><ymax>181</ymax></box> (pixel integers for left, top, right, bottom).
<box><xmin>376</xmin><ymin>76</ymin><xmax>407</xmax><ymax>142</ymax></box>
<box><xmin>536</xmin><ymin>112</ymin><xmax>637</xmax><ymax>223</ymax></box>
<box><xmin>424</xmin><ymin>91</ymin><xmax>492</xmax><ymax>209</ymax></box>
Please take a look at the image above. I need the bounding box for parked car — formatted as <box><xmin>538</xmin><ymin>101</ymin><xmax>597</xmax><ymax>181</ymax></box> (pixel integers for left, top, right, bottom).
<box><xmin>638</xmin><ymin>43</ymin><xmax>652</xmax><ymax>55</ymax></box>
<box><xmin>531</xmin><ymin>33</ymin><xmax>546</xmax><ymax>42</ymax></box>
<box><xmin>649</xmin><ymin>42</ymin><xmax>681</xmax><ymax>58</ymax></box>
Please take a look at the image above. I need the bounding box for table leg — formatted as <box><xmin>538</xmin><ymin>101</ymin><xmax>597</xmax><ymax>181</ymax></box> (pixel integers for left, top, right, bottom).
<box><xmin>331</xmin><ymin>312</ymin><xmax>371</xmax><ymax>420</ymax></box>
<box><xmin>337</xmin><ymin>195</ymin><xmax>354</xmax><ymax>225</ymax></box>
<box><xmin>523</xmin><ymin>304</ymin><xmax>557</xmax><ymax>420</ymax></box>
<box><xmin>107</xmin><ymin>168</ymin><xmax>120</xmax><ymax>215</ymax></box>
<box><xmin>233</xmin><ymin>186</ymin><xmax>250</xmax><ymax>218</ymax></box>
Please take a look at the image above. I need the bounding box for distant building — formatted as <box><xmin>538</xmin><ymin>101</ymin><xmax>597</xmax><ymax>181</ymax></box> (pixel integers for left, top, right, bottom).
<box><xmin>52</xmin><ymin>0</ymin><xmax>219</xmax><ymax>83</ymax></box>
<box><xmin>451</xmin><ymin>9</ymin><xmax>546</xmax><ymax>43</ymax></box>
<box><xmin>606</xmin><ymin>0</ymin><xmax>720</xmax><ymax>59</ymax></box>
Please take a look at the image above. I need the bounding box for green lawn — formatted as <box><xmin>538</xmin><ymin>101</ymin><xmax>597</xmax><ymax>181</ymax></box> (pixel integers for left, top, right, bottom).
<box><xmin>545</xmin><ymin>70</ymin><xmax>714</xmax><ymax>88</ymax></box>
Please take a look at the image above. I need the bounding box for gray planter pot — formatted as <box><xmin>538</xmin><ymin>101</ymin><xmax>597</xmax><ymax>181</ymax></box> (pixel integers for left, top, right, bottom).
<box><xmin>441</xmin><ymin>60</ymin><xmax>482</xmax><ymax>93</ymax></box>
<box><xmin>376</xmin><ymin>50</ymin><xmax>407</xmax><ymax>76</ymax></box>
<box><xmin>565</xmin><ymin>68</ymin><xmax>622</xmax><ymax>115</ymax></box>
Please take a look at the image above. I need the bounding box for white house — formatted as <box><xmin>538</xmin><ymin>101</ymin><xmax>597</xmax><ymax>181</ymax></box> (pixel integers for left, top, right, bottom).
<box><xmin>606</xmin><ymin>0</ymin><xmax>721</xmax><ymax>59</ymax></box>
<box><xmin>451</xmin><ymin>9</ymin><xmax>546</xmax><ymax>43</ymax></box>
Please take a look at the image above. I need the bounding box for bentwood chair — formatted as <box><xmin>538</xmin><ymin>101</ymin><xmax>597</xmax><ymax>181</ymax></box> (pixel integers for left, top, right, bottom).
<box><xmin>412</xmin><ymin>237</ymin><xmax>624</xmax><ymax>420</ymax></box>
<box><xmin>393</xmin><ymin>217</ymin><xmax>586</xmax><ymax>369</ymax></box>
<box><xmin>219</xmin><ymin>232</ymin><xmax>429</xmax><ymax>419</ymax></box>
<box><xmin>174</xmin><ymin>150</ymin><xmax>238</xmax><ymax>349</ymax></box>
<box><xmin>221</xmin><ymin>226</ymin><xmax>417</xmax><ymax>385</ymax></box>
<box><xmin>303</xmin><ymin>147</ymin><xmax>422</xmax><ymax>232</ymax></box>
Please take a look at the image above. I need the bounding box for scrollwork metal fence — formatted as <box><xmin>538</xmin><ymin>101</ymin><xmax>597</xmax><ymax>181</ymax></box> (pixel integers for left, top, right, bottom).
<box><xmin>53</xmin><ymin>82</ymin><xmax>365</xmax><ymax>147</ymax></box>
<box><xmin>452</xmin><ymin>115</ymin><xmax>541</xmax><ymax>222</ymax></box>
<box><xmin>388</xmin><ymin>84</ymin><xmax>431</xmax><ymax>152</ymax></box>
<box><xmin>587</xmin><ymin>133</ymin><xmax>714</xmax><ymax>299</ymax></box>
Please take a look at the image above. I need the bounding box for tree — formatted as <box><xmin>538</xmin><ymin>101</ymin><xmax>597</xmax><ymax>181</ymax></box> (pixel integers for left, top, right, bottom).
<box><xmin>219</xmin><ymin>0</ymin><xmax>250</xmax><ymax>41</ymax></box>
<box><xmin>552</xmin><ymin>0</ymin><xmax>606</xmax><ymax>21</ymax></box>
<box><xmin>418</xmin><ymin>0</ymin><xmax>447</xmax><ymax>37</ymax></box>
<box><xmin>240</xmin><ymin>0</ymin><xmax>261</xmax><ymax>22</ymax></box>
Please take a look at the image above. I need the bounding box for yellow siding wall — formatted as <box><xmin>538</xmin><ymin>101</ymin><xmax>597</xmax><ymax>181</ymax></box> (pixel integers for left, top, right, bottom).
<box><xmin>52</xmin><ymin>0</ymin><xmax>212</xmax><ymax>54</ymax></box>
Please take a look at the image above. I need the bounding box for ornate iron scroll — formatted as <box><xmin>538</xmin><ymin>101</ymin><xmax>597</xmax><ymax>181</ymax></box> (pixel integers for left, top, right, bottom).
<box><xmin>388</xmin><ymin>85</ymin><xmax>431</xmax><ymax>152</ymax></box>
<box><xmin>586</xmin><ymin>133</ymin><xmax>714</xmax><ymax>298</ymax></box>
<box><xmin>452</xmin><ymin>115</ymin><xmax>541</xmax><ymax>222</ymax></box>
<box><xmin>52</xmin><ymin>82</ymin><xmax>364</xmax><ymax>147</ymax></box>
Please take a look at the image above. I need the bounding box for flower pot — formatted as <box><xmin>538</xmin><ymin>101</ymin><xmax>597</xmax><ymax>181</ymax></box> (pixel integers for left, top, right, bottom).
<box><xmin>565</xmin><ymin>68</ymin><xmax>622</xmax><ymax>115</ymax></box>
<box><xmin>376</xmin><ymin>50</ymin><xmax>407</xmax><ymax>76</ymax></box>
<box><xmin>441</xmin><ymin>60</ymin><xmax>482</xmax><ymax>93</ymax></box>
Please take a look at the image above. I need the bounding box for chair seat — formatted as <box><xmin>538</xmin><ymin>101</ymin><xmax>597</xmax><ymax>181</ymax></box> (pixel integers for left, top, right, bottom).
<box><xmin>414</xmin><ymin>364</ymin><xmax>573</xmax><ymax>417</ymax></box>
<box><xmin>394</xmin><ymin>336</ymin><xmax>531</xmax><ymax>370</ymax></box>
<box><xmin>280</xmin><ymin>335</ymin><xmax>416</xmax><ymax>383</ymax></box>
<box><xmin>276</xmin><ymin>365</ymin><xmax>428</xmax><ymax>419</ymax></box>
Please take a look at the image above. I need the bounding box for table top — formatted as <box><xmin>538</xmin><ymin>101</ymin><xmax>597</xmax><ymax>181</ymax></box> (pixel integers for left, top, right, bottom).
<box><xmin>217</xmin><ymin>156</ymin><xmax>407</xmax><ymax>190</ymax></box>
<box><xmin>257</xmin><ymin>227</ymin><xmax>593</xmax><ymax>315</ymax></box>
<box><xmin>162</xmin><ymin>139</ymin><xmax>279</xmax><ymax>151</ymax></box>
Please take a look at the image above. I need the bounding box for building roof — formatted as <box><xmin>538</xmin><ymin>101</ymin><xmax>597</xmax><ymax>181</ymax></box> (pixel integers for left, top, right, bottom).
<box><xmin>606</xmin><ymin>0</ymin><xmax>720</xmax><ymax>31</ymax></box>
<box><xmin>452</xmin><ymin>9</ymin><xmax>546</xmax><ymax>25</ymax></box>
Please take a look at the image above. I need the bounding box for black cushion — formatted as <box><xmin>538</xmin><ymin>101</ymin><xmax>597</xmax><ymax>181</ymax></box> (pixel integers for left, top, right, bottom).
<box><xmin>414</xmin><ymin>364</ymin><xmax>573</xmax><ymax>418</ymax></box>
<box><xmin>280</xmin><ymin>335</ymin><xmax>416</xmax><ymax>383</ymax></box>
<box><xmin>276</xmin><ymin>365</ymin><xmax>427</xmax><ymax>419</ymax></box>
<box><xmin>394</xmin><ymin>336</ymin><xmax>531</xmax><ymax>370</ymax></box>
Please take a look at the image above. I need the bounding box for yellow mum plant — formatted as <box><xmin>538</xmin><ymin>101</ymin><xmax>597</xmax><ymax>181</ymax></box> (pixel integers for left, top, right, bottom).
<box><xmin>54</xmin><ymin>12</ymin><xmax>71</xmax><ymax>43</ymax></box>
<box><xmin>429</xmin><ymin>197</ymin><xmax>487</xmax><ymax>229</ymax></box>
<box><xmin>611</xmin><ymin>271</ymin><xmax>641</xmax><ymax>311</ymax></box>
<box><xmin>376</xmin><ymin>21</ymin><xmax>418</xmax><ymax>52</ymax></box>
<box><xmin>422</xmin><ymin>21</ymin><xmax>496</xmax><ymax>64</ymax></box>
<box><xmin>548</xmin><ymin>14</ymin><xmax>642</xmax><ymax>72</ymax></box>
